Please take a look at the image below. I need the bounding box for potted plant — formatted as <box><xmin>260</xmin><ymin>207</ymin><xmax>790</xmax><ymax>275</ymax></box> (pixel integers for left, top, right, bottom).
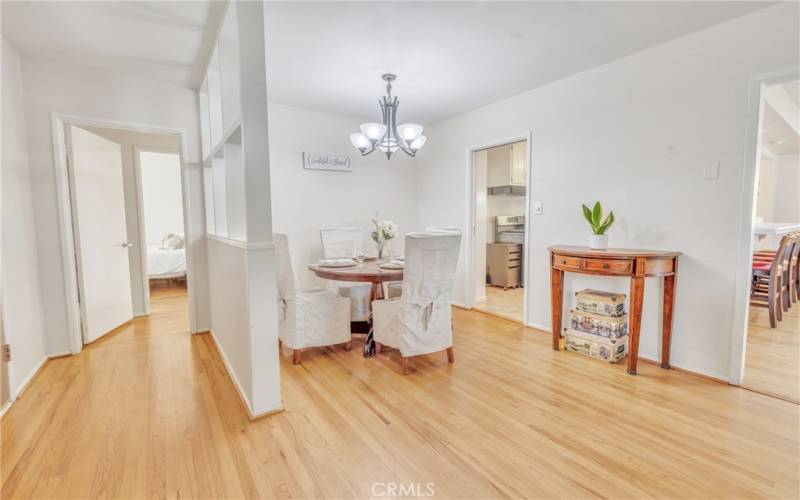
<box><xmin>581</xmin><ymin>201</ymin><xmax>615</xmax><ymax>250</ymax></box>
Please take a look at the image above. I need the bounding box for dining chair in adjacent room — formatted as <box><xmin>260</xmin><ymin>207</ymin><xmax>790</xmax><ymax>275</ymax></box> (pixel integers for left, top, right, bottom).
<box><xmin>372</xmin><ymin>231</ymin><xmax>462</xmax><ymax>373</ymax></box>
<box><xmin>751</xmin><ymin>234</ymin><xmax>794</xmax><ymax>327</ymax></box>
<box><xmin>320</xmin><ymin>227</ymin><xmax>371</xmax><ymax>322</ymax></box>
<box><xmin>275</xmin><ymin>233</ymin><xmax>352</xmax><ymax>364</ymax></box>
<box><xmin>753</xmin><ymin>232</ymin><xmax>799</xmax><ymax>309</ymax></box>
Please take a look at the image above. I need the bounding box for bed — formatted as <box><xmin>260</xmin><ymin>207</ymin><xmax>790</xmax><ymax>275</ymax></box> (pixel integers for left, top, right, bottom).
<box><xmin>147</xmin><ymin>245</ymin><xmax>186</xmax><ymax>280</ymax></box>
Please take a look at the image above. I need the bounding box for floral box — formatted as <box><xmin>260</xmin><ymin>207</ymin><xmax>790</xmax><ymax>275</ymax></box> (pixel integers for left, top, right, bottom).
<box><xmin>575</xmin><ymin>289</ymin><xmax>626</xmax><ymax>317</ymax></box>
<box><xmin>569</xmin><ymin>309</ymin><xmax>628</xmax><ymax>338</ymax></box>
<box><xmin>564</xmin><ymin>329</ymin><xmax>628</xmax><ymax>363</ymax></box>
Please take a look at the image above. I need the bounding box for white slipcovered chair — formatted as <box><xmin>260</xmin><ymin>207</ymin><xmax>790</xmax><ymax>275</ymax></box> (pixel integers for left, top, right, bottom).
<box><xmin>320</xmin><ymin>228</ymin><xmax>372</xmax><ymax>322</ymax></box>
<box><xmin>385</xmin><ymin>227</ymin><xmax>461</xmax><ymax>300</ymax></box>
<box><xmin>372</xmin><ymin>231</ymin><xmax>462</xmax><ymax>373</ymax></box>
<box><xmin>275</xmin><ymin>233</ymin><xmax>352</xmax><ymax>365</ymax></box>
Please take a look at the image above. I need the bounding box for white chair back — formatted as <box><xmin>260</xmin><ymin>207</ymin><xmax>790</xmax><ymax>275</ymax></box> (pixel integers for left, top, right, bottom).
<box><xmin>425</xmin><ymin>226</ymin><xmax>461</xmax><ymax>234</ymax></box>
<box><xmin>320</xmin><ymin>227</ymin><xmax>364</xmax><ymax>258</ymax></box>
<box><xmin>402</xmin><ymin>232</ymin><xmax>461</xmax><ymax>329</ymax></box>
<box><xmin>274</xmin><ymin>233</ymin><xmax>298</xmax><ymax>299</ymax></box>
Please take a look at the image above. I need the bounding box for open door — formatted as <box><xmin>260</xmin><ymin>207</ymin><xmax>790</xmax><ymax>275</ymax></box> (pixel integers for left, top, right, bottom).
<box><xmin>68</xmin><ymin>125</ymin><xmax>133</xmax><ymax>343</ymax></box>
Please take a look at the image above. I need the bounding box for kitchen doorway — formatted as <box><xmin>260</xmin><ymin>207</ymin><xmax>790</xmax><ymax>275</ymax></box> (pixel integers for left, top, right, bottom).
<box><xmin>469</xmin><ymin>138</ymin><xmax>530</xmax><ymax>323</ymax></box>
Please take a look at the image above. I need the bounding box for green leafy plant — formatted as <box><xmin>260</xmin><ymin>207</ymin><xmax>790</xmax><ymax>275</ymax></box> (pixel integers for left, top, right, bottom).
<box><xmin>581</xmin><ymin>201</ymin><xmax>615</xmax><ymax>235</ymax></box>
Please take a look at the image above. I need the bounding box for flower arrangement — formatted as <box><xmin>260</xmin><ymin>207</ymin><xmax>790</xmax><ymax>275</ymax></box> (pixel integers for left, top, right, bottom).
<box><xmin>371</xmin><ymin>212</ymin><xmax>398</xmax><ymax>259</ymax></box>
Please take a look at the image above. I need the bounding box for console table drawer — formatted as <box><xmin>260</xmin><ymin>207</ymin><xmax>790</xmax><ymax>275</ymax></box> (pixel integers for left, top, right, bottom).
<box><xmin>581</xmin><ymin>258</ymin><xmax>633</xmax><ymax>275</ymax></box>
<box><xmin>553</xmin><ymin>255</ymin><xmax>581</xmax><ymax>270</ymax></box>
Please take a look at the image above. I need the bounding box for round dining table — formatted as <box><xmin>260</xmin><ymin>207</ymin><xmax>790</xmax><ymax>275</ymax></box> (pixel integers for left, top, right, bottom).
<box><xmin>308</xmin><ymin>260</ymin><xmax>403</xmax><ymax>357</ymax></box>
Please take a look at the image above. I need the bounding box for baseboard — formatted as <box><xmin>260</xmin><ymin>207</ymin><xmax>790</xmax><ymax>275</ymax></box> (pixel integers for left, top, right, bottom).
<box><xmin>203</xmin><ymin>330</ymin><xmax>284</xmax><ymax>421</ymax></box>
<box><xmin>1</xmin><ymin>355</ymin><xmax>49</xmax><ymax>420</ymax></box>
<box><xmin>526</xmin><ymin>322</ymin><xmax>551</xmax><ymax>333</ymax></box>
<box><xmin>451</xmin><ymin>302</ymin><xmax>470</xmax><ymax>310</ymax></box>
<box><xmin>48</xmin><ymin>351</ymin><xmax>72</xmax><ymax>359</ymax></box>
<box><xmin>192</xmin><ymin>328</ymin><xmax>210</xmax><ymax>335</ymax></box>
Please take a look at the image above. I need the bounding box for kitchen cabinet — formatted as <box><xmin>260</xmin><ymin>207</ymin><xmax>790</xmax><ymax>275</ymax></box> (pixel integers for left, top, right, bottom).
<box><xmin>487</xmin><ymin>141</ymin><xmax>527</xmax><ymax>187</ymax></box>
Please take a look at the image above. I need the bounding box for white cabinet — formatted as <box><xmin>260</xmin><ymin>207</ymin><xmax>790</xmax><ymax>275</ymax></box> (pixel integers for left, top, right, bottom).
<box><xmin>510</xmin><ymin>141</ymin><xmax>527</xmax><ymax>186</ymax></box>
<box><xmin>487</xmin><ymin>141</ymin><xmax>527</xmax><ymax>187</ymax></box>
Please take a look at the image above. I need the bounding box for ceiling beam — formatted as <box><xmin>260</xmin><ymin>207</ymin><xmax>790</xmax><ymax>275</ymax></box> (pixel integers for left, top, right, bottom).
<box><xmin>190</xmin><ymin>0</ymin><xmax>229</xmax><ymax>90</ymax></box>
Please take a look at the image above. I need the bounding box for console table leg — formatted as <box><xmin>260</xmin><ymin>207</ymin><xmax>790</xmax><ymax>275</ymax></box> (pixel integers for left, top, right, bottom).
<box><xmin>550</xmin><ymin>267</ymin><xmax>564</xmax><ymax>350</ymax></box>
<box><xmin>661</xmin><ymin>273</ymin><xmax>676</xmax><ymax>369</ymax></box>
<box><xmin>627</xmin><ymin>276</ymin><xmax>645</xmax><ymax>375</ymax></box>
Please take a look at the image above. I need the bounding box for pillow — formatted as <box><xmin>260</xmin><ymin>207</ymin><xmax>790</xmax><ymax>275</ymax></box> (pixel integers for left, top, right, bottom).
<box><xmin>160</xmin><ymin>233</ymin><xmax>185</xmax><ymax>250</ymax></box>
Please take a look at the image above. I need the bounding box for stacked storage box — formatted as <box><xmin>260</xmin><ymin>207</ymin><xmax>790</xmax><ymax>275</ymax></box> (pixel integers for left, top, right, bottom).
<box><xmin>564</xmin><ymin>290</ymin><xmax>629</xmax><ymax>363</ymax></box>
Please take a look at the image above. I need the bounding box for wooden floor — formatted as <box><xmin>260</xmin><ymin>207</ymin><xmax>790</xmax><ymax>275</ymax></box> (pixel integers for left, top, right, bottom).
<box><xmin>2</xmin><ymin>287</ymin><xmax>799</xmax><ymax>499</ymax></box>
<box><xmin>474</xmin><ymin>285</ymin><xmax>524</xmax><ymax>323</ymax></box>
<box><xmin>743</xmin><ymin>302</ymin><xmax>800</xmax><ymax>403</ymax></box>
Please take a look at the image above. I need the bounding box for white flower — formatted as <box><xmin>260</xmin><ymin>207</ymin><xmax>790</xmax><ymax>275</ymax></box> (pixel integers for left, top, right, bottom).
<box><xmin>381</xmin><ymin>221</ymin><xmax>398</xmax><ymax>239</ymax></box>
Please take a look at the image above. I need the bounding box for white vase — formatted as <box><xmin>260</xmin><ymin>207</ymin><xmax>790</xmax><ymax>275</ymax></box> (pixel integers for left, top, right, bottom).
<box><xmin>589</xmin><ymin>234</ymin><xmax>608</xmax><ymax>250</ymax></box>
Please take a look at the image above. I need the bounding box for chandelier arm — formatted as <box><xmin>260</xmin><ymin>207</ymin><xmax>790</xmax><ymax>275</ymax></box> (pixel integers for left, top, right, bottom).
<box><xmin>389</xmin><ymin>99</ymin><xmax>416</xmax><ymax>157</ymax></box>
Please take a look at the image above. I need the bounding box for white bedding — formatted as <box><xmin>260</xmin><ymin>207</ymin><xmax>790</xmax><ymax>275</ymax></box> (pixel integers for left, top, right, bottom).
<box><xmin>147</xmin><ymin>245</ymin><xmax>186</xmax><ymax>277</ymax></box>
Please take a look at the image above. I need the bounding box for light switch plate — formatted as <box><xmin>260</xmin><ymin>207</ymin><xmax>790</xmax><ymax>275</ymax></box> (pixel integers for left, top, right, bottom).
<box><xmin>703</xmin><ymin>161</ymin><xmax>720</xmax><ymax>180</ymax></box>
<box><xmin>533</xmin><ymin>201</ymin><xmax>543</xmax><ymax>215</ymax></box>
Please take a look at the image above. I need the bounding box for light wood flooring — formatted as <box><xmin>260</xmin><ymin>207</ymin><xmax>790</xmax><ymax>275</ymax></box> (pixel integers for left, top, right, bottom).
<box><xmin>474</xmin><ymin>285</ymin><xmax>525</xmax><ymax>323</ymax></box>
<box><xmin>743</xmin><ymin>302</ymin><xmax>800</xmax><ymax>403</ymax></box>
<box><xmin>2</xmin><ymin>286</ymin><xmax>799</xmax><ymax>499</ymax></box>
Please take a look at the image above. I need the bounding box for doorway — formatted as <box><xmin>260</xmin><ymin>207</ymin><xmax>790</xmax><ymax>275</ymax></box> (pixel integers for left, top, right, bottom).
<box><xmin>741</xmin><ymin>77</ymin><xmax>800</xmax><ymax>402</ymax></box>
<box><xmin>469</xmin><ymin>137</ymin><xmax>531</xmax><ymax>323</ymax></box>
<box><xmin>732</xmin><ymin>73</ymin><xmax>800</xmax><ymax>403</ymax></box>
<box><xmin>53</xmin><ymin>117</ymin><xmax>195</xmax><ymax>350</ymax></box>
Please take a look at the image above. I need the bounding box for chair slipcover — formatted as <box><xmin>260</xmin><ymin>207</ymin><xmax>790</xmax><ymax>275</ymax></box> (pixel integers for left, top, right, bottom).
<box><xmin>385</xmin><ymin>227</ymin><xmax>461</xmax><ymax>300</ymax></box>
<box><xmin>275</xmin><ymin>233</ymin><xmax>351</xmax><ymax>350</ymax></box>
<box><xmin>320</xmin><ymin>228</ymin><xmax>371</xmax><ymax>321</ymax></box>
<box><xmin>373</xmin><ymin>232</ymin><xmax>462</xmax><ymax>356</ymax></box>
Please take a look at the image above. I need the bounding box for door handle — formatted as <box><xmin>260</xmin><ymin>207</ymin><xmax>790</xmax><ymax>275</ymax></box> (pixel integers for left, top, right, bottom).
<box><xmin>120</xmin><ymin>242</ymin><xmax>133</xmax><ymax>248</ymax></box>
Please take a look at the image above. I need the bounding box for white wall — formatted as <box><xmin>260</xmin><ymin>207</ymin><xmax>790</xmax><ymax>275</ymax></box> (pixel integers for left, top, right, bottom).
<box><xmin>772</xmin><ymin>154</ymin><xmax>800</xmax><ymax>222</ymax></box>
<box><xmin>268</xmin><ymin>103</ymin><xmax>419</xmax><ymax>290</ymax></box>
<box><xmin>415</xmin><ymin>2</ymin><xmax>800</xmax><ymax>380</ymax></box>
<box><xmin>1</xmin><ymin>38</ymin><xmax>47</xmax><ymax>396</ymax></box>
<box><xmin>18</xmin><ymin>57</ymin><xmax>210</xmax><ymax>353</ymax></box>
<box><xmin>139</xmin><ymin>151</ymin><xmax>185</xmax><ymax>245</ymax></box>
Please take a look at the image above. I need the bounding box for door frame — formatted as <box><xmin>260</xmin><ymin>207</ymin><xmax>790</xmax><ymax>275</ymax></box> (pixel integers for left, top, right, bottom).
<box><xmin>133</xmin><ymin>146</ymin><xmax>185</xmax><ymax>316</ymax></box>
<box><xmin>465</xmin><ymin>132</ymin><xmax>533</xmax><ymax>325</ymax></box>
<box><xmin>50</xmin><ymin>113</ymin><xmax>199</xmax><ymax>354</ymax></box>
<box><xmin>728</xmin><ymin>66</ymin><xmax>799</xmax><ymax>385</ymax></box>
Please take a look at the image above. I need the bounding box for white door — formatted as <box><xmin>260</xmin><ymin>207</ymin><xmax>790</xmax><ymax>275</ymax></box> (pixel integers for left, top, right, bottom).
<box><xmin>69</xmin><ymin>125</ymin><xmax>133</xmax><ymax>343</ymax></box>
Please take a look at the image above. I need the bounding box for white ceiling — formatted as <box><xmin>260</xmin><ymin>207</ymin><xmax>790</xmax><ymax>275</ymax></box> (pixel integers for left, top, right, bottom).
<box><xmin>2</xmin><ymin>1</ymin><xmax>775</xmax><ymax>125</ymax></box>
<box><xmin>762</xmin><ymin>80</ymin><xmax>800</xmax><ymax>156</ymax></box>
<box><xmin>1</xmin><ymin>1</ymin><xmax>212</xmax><ymax>88</ymax></box>
<box><xmin>262</xmin><ymin>1</ymin><xmax>774</xmax><ymax>124</ymax></box>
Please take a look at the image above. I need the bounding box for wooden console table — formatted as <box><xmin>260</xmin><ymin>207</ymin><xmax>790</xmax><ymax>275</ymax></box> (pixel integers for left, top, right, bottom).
<box><xmin>549</xmin><ymin>246</ymin><xmax>681</xmax><ymax>375</ymax></box>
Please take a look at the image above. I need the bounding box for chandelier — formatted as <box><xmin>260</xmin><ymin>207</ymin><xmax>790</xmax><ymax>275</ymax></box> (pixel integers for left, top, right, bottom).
<box><xmin>349</xmin><ymin>74</ymin><xmax>427</xmax><ymax>159</ymax></box>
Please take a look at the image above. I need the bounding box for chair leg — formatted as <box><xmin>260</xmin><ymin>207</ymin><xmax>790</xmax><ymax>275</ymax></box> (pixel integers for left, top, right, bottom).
<box><xmin>292</xmin><ymin>349</ymin><xmax>302</xmax><ymax>365</ymax></box>
<box><xmin>776</xmin><ymin>276</ymin><xmax>783</xmax><ymax>322</ymax></box>
<box><xmin>401</xmin><ymin>356</ymin><xmax>409</xmax><ymax>374</ymax></box>
<box><xmin>446</xmin><ymin>346</ymin><xmax>455</xmax><ymax>363</ymax></box>
<box><xmin>375</xmin><ymin>342</ymin><xmax>382</xmax><ymax>354</ymax></box>
<box><xmin>278</xmin><ymin>338</ymin><xmax>282</xmax><ymax>349</ymax></box>
<box><xmin>343</xmin><ymin>341</ymin><xmax>352</xmax><ymax>351</ymax></box>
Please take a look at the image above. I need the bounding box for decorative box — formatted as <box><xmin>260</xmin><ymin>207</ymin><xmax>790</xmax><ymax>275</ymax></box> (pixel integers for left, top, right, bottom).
<box><xmin>569</xmin><ymin>309</ymin><xmax>628</xmax><ymax>338</ymax></box>
<box><xmin>575</xmin><ymin>289</ymin><xmax>626</xmax><ymax>317</ymax></box>
<box><xmin>564</xmin><ymin>329</ymin><xmax>628</xmax><ymax>363</ymax></box>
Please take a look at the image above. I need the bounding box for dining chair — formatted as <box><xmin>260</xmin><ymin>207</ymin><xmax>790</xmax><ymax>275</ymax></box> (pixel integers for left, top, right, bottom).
<box><xmin>753</xmin><ymin>232</ymin><xmax>799</xmax><ymax>309</ymax></box>
<box><xmin>751</xmin><ymin>234</ymin><xmax>794</xmax><ymax>327</ymax></box>
<box><xmin>384</xmin><ymin>227</ymin><xmax>462</xmax><ymax>301</ymax></box>
<box><xmin>372</xmin><ymin>231</ymin><xmax>462</xmax><ymax>373</ymax></box>
<box><xmin>319</xmin><ymin>227</ymin><xmax>371</xmax><ymax>322</ymax></box>
<box><xmin>275</xmin><ymin>233</ymin><xmax>352</xmax><ymax>365</ymax></box>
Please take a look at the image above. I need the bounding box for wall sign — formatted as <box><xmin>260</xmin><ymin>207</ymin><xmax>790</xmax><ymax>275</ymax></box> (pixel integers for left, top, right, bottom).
<box><xmin>303</xmin><ymin>152</ymin><xmax>352</xmax><ymax>172</ymax></box>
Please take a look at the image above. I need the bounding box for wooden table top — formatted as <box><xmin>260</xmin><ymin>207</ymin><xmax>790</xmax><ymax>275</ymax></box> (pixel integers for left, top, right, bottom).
<box><xmin>548</xmin><ymin>245</ymin><xmax>681</xmax><ymax>258</ymax></box>
<box><xmin>308</xmin><ymin>260</ymin><xmax>404</xmax><ymax>283</ymax></box>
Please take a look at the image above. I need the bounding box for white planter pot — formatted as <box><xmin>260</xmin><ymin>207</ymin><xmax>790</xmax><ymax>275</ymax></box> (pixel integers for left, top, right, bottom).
<box><xmin>589</xmin><ymin>234</ymin><xmax>608</xmax><ymax>250</ymax></box>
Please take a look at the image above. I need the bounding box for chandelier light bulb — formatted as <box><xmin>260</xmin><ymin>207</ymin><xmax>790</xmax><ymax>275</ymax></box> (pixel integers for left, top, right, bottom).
<box><xmin>409</xmin><ymin>135</ymin><xmax>427</xmax><ymax>152</ymax></box>
<box><xmin>360</xmin><ymin>123</ymin><xmax>387</xmax><ymax>141</ymax></box>
<box><xmin>397</xmin><ymin>123</ymin><xmax>423</xmax><ymax>142</ymax></box>
<box><xmin>350</xmin><ymin>133</ymin><xmax>371</xmax><ymax>152</ymax></box>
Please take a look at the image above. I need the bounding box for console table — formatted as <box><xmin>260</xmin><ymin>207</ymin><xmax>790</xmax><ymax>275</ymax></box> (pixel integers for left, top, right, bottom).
<box><xmin>549</xmin><ymin>246</ymin><xmax>681</xmax><ymax>375</ymax></box>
